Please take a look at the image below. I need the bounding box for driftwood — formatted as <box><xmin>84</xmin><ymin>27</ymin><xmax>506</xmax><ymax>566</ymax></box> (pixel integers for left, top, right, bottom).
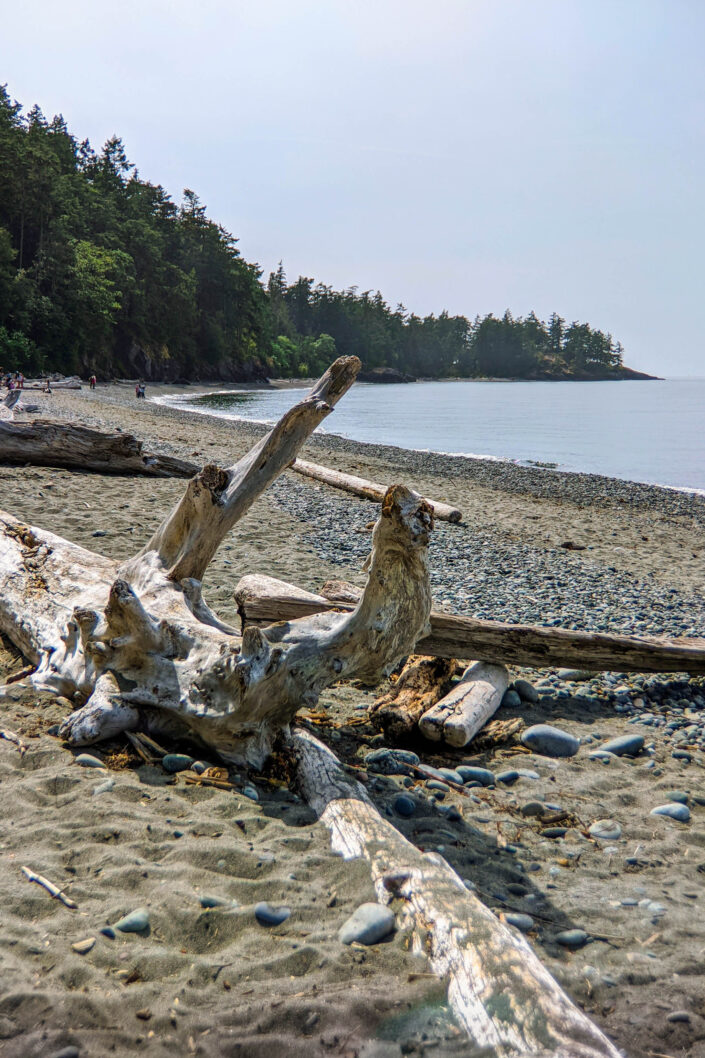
<box><xmin>235</xmin><ymin>574</ymin><xmax>705</xmax><ymax>675</ymax></box>
<box><xmin>369</xmin><ymin>655</ymin><xmax>463</xmax><ymax>740</ymax></box>
<box><xmin>0</xmin><ymin>390</ymin><xmax>22</xmax><ymax>421</ymax></box>
<box><xmin>419</xmin><ymin>660</ymin><xmax>509</xmax><ymax>746</ymax></box>
<box><xmin>290</xmin><ymin>728</ymin><xmax>621</xmax><ymax>1058</ymax></box>
<box><xmin>0</xmin><ymin>357</ymin><xmax>437</xmax><ymax>766</ymax></box>
<box><xmin>291</xmin><ymin>457</ymin><xmax>462</xmax><ymax>523</ymax></box>
<box><xmin>0</xmin><ymin>420</ymin><xmax>199</xmax><ymax>478</ymax></box>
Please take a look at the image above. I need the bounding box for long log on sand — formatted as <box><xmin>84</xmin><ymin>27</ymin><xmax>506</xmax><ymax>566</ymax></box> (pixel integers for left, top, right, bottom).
<box><xmin>419</xmin><ymin>660</ymin><xmax>509</xmax><ymax>746</ymax></box>
<box><xmin>234</xmin><ymin>573</ymin><xmax>705</xmax><ymax>675</ymax></box>
<box><xmin>290</xmin><ymin>727</ymin><xmax>622</xmax><ymax>1058</ymax></box>
<box><xmin>291</xmin><ymin>457</ymin><xmax>462</xmax><ymax>523</ymax></box>
<box><xmin>0</xmin><ymin>420</ymin><xmax>199</xmax><ymax>478</ymax></box>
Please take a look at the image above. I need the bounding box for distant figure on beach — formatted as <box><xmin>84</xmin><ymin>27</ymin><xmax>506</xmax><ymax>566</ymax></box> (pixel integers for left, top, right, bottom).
<box><xmin>89</xmin><ymin>374</ymin><xmax>97</xmax><ymax>390</ymax></box>
<box><xmin>44</xmin><ymin>379</ymin><xmax>52</xmax><ymax>394</ymax></box>
<box><xmin>135</xmin><ymin>381</ymin><xmax>146</xmax><ymax>399</ymax></box>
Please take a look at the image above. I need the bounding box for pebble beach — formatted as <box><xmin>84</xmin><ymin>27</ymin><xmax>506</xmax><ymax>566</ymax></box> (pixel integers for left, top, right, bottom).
<box><xmin>1</xmin><ymin>381</ymin><xmax>705</xmax><ymax>1058</ymax></box>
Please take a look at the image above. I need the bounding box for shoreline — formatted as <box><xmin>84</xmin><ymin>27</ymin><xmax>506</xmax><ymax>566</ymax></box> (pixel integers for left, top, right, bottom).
<box><xmin>1</xmin><ymin>382</ymin><xmax>705</xmax><ymax>1057</ymax></box>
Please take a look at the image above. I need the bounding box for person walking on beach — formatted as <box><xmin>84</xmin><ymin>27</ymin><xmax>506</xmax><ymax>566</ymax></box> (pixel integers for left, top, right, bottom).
<box><xmin>89</xmin><ymin>374</ymin><xmax>97</xmax><ymax>390</ymax></box>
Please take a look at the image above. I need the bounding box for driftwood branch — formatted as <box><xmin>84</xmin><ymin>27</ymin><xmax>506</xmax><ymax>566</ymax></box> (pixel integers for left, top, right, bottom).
<box><xmin>291</xmin><ymin>458</ymin><xmax>462</xmax><ymax>523</ymax></box>
<box><xmin>0</xmin><ymin>420</ymin><xmax>198</xmax><ymax>477</ymax></box>
<box><xmin>236</xmin><ymin>574</ymin><xmax>705</xmax><ymax>675</ymax></box>
<box><xmin>419</xmin><ymin>660</ymin><xmax>508</xmax><ymax>747</ymax></box>
<box><xmin>369</xmin><ymin>655</ymin><xmax>463</xmax><ymax>740</ymax></box>
<box><xmin>289</xmin><ymin>728</ymin><xmax>621</xmax><ymax>1058</ymax></box>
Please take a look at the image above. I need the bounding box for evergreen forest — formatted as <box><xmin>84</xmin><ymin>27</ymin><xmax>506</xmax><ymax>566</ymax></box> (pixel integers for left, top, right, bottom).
<box><xmin>0</xmin><ymin>87</ymin><xmax>644</xmax><ymax>383</ymax></box>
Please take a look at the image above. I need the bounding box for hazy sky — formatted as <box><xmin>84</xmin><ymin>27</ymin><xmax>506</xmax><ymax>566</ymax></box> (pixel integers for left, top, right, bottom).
<box><xmin>3</xmin><ymin>0</ymin><xmax>703</xmax><ymax>375</ymax></box>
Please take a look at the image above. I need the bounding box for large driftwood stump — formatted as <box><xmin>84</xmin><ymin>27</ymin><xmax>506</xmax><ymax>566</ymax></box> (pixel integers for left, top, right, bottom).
<box><xmin>0</xmin><ymin>358</ymin><xmax>432</xmax><ymax>765</ymax></box>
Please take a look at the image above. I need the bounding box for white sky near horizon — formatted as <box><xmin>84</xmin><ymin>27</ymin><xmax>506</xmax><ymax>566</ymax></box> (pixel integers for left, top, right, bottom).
<box><xmin>2</xmin><ymin>0</ymin><xmax>704</xmax><ymax>376</ymax></box>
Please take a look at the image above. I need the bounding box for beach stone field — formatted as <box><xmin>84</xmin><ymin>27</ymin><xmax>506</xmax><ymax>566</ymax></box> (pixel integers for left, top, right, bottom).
<box><xmin>1</xmin><ymin>383</ymin><xmax>704</xmax><ymax>1058</ymax></box>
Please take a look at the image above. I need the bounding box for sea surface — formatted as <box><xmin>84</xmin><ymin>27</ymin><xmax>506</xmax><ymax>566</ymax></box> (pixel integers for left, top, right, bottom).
<box><xmin>156</xmin><ymin>377</ymin><xmax>705</xmax><ymax>493</ymax></box>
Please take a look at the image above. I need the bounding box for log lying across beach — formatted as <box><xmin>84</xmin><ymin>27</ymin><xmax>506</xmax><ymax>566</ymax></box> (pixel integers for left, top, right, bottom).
<box><xmin>290</xmin><ymin>727</ymin><xmax>622</xmax><ymax>1058</ymax></box>
<box><xmin>235</xmin><ymin>573</ymin><xmax>705</xmax><ymax>675</ymax></box>
<box><xmin>0</xmin><ymin>420</ymin><xmax>199</xmax><ymax>478</ymax></box>
<box><xmin>291</xmin><ymin>457</ymin><xmax>463</xmax><ymax>523</ymax></box>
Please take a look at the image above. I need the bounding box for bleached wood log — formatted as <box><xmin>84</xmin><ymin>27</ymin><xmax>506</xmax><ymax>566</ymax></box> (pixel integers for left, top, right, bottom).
<box><xmin>0</xmin><ymin>358</ymin><xmax>436</xmax><ymax>765</ymax></box>
<box><xmin>235</xmin><ymin>574</ymin><xmax>705</xmax><ymax>675</ymax></box>
<box><xmin>289</xmin><ymin>728</ymin><xmax>622</xmax><ymax>1058</ymax></box>
<box><xmin>0</xmin><ymin>419</ymin><xmax>199</xmax><ymax>477</ymax></box>
<box><xmin>419</xmin><ymin>660</ymin><xmax>509</xmax><ymax>746</ymax></box>
<box><xmin>0</xmin><ymin>390</ymin><xmax>22</xmax><ymax>421</ymax></box>
<box><xmin>292</xmin><ymin>457</ymin><xmax>462</xmax><ymax>523</ymax></box>
<box><xmin>369</xmin><ymin>655</ymin><xmax>462</xmax><ymax>740</ymax></box>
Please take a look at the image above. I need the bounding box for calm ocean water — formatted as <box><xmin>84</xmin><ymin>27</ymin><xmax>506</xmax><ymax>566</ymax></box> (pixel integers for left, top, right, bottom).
<box><xmin>157</xmin><ymin>378</ymin><xmax>705</xmax><ymax>493</ymax></box>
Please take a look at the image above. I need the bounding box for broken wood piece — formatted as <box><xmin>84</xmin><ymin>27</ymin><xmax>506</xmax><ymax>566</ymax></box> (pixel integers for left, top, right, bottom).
<box><xmin>419</xmin><ymin>661</ymin><xmax>509</xmax><ymax>747</ymax></box>
<box><xmin>235</xmin><ymin>574</ymin><xmax>705</xmax><ymax>675</ymax></box>
<box><xmin>21</xmin><ymin>866</ymin><xmax>77</xmax><ymax>909</ymax></box>
<box><xmin>0</xmin><ymin>390</ymin><xmax>21</xmax><ymax>421</ymax></box>
<box><xmin>291</xmin><ymin>458</ymin><xmax>462</xmax><ymax>523</ymax></box>
<box><xmin>289</xmin><ymin>728</ymin><xmax>621</xmax><ymax>1058</ymax></box>
<box><xmin>0</xmin><ymin>726</ymin><xmax>27</xmax><ymax>755</ymax></box>
<box><xmin>0</xmin><ymin>420</ymin><xmax>199</xmax><ymax>478</ymax></box>
<box><xmin>124</xmin><ymin>731</ymin><xmax>157</xmax><ymax>764</ymax></box>
<box><xmin>369</xmin><ymin>655</ymin><xmax>463</xmax><ymax>740</ymax></box>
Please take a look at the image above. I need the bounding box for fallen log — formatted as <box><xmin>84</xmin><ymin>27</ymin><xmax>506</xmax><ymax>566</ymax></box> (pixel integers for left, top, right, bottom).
<box><xmin>234</xmin><ymin>574</ymin><xmax>705</xmax><ymax>675</ymax></box>
<box><xmin>0</xmin><ymin>357</ymin><xmax>437</xmax><ymax>766</ymax></box>
<box><xmin>291</xmin><ymin>457</ymin><xmax>462</xmax><ymax>523</ymax></box>
<box><xmin>369</xmin><ymin>655</ymin><xmax>463</xmax><ymax>740</ymax></box>
<box><xmin>0</xmin><ymin>420</ymin><xmax>199</xmax><ymax>478</ymax></box>
<box><xmin>289</xmin><ymin>727</ymin><xmax>622</xmax><ymax>1058</ymax></box>
<box><xmin>0</xmin><ymin>390</ymin><xmax>22</xmax><ymax>421</ymax></box>
<box><xmin>419</xmin><ymin>660</ymin><xmax>509</xmax><ymax>746</ymax></box>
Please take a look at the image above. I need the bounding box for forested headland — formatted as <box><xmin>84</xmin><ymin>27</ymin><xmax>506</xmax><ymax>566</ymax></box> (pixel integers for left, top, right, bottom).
<box><xmin>0</xmin><ymin>87</ymin><xmax>652</xmax><ymax>383</ymax></box>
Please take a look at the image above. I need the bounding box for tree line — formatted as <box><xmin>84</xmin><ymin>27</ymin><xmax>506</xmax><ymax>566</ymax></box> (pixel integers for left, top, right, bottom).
<box><xmin>0</xmin><ymin>86</ymin><xmax>631</xmax><ymax>382</ymax></box>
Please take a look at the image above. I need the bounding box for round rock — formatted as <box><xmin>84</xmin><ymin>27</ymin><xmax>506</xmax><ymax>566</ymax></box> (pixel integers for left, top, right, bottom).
<box><xmin>589</xmin><ymin>819</ymin><xmax>623</xmax><ymax>841</ymax></box>
<box><xmin>599</xmin><ymin>734</ymin><xmax>644</xmax><ymax>757</ymax></box>
<box><xmin>504</xmin><ymin>913</ymin><xmax>534</xmax><ymax>933</ymax></box>
<box><xmin>555</xmin><ymin>928</ymin><xmax>590</xmax><ymax>948</ymax></box>
<box><xmin>365</xmin><ymin>748</ymin><xmax>419</xmax><ymax>776</ymax></box>
<box><xmin>161</xmin><ymin>753</ymin><xmax>194</xmax><ymax>774</ymax></box>
<box><xmin>114</xmin><ymin>907</ymin><xmax>150</xmax><ymax>933</ymax></box>
<box><xmin>521</xmin><ymin>725</ymin><xmax>579</xmax><ymax>758</ymax></box>
<box><xmin>651</xmin><ymin>803</ymin><xmax>691</xmax><ymax>823</ymax></box>
<box><xmin>393</xmin><ymin>794</ymin><xmax>416</xmax><ymax>818</ymax></box>
<box><xmin>254</xmin><ymin>902</ymin><xmax>290</xmax><ymax>926</ymax></box>
<box><xmin>75</xmin><ymin>753</ymin><xmax>106</xmax><ymax>769</ymax></box>
<box><xmin>338</xmin><ymin>903</ymin><xmax>395</xmax><ymax>945</ymax></box>
<box><xmin>456</xmin><ymin>766</ymin><xmax>495</xmax><ymax>787</ymax></box>
<box><xmin>513</xmin><ymin>679</ymin><xmax>539</xmax><ymax>704</ymax></box>
<box><xmin>501</xmin><ymin>689</ymin><xmax>522</xmax><ymax>709</ymax></box>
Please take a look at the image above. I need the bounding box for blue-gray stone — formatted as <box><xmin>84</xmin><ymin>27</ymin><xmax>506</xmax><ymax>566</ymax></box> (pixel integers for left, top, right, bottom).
<box><xmin>557</xmin><ymin>669</ymin><xmax>594</xmax><ymax>681</ymax></box>
<box><xmin>49</xmin><ymin>1049</ymin><xmax>80</xmax><ymax>1058</ymax></box>
<box><xmin>242</xmin><ymin>785</ymin><xmax>260</xmax><ymax>801</ymax></box>
<box><xmin>456</xmin><ymin>766</ymin><xmax>495</xmax><ymax>787</ymax></box>
<box><xmin>161</xmin><ymin>753</ymin><xmax>194</xmax><ymax>773</ymax></box>
<box><xmin>99</xmin><ymin>926</ymin><xmax>115</xmax><ymax>939</ymax></box>
<box><xmin>666</xmin><ymin>1011</ymin><xmax>691</xmax><ymax>1023</ymax></box>
<box><xmin>338</xmin><ymin>903</ymin><xmax>395</xmax><ymax>945</ymax></box>
<box><xmin>542</xmin><ymin>827</ymin><xmax>568</xmax><ymax>838</ymax></box>
<box><xmin>114</xmin><ymin>908</ymin><xmax>150</xmax><ymax>933</ymax></box>
<box><xmin>191</xmin><ymin>760</ymin><xmax>209</xmax><ymax>774</ymax></box>
<box><xmin>651</xmin><ymin>803</ymin><xmax>691</xmax><ymax>822</ymax></box>
<box><xmin>426</xmin><ymin>779</ymin><xmax>449</xmax><ymax>794</ymax></box>
<box><xmin>255</xmin><ymin>902</ymin><xmax>290</xmax><ymax>926</ymax></box>
<box><xmin>92</xmin><ymin>778</ymin><xmax>115</xmax><ymax>796</ymax></box>
<box><xmin>555</xmin><ymin>928</ymin><xmax>590</xmax><ymax>948</ymax></box>
<box><xmin>589</xmin><ymin>819</ymin><xmax>622</xmax><ymax>841</ymax></box>
<box><xmin>516</xmin><ymin>770</ymin><xmax>541</xmax><ymax>780</ymax></box>
<box><xmin>199</xmin><ymin>894</ymin><xmax>230</xmax><ymax>908</ymax></box>
<box><xmin>501</xmin><ymin>689</ymin><xmax>522</xmax><ymax>709</ymax></box>
<box><xmin>599</xmin><ymin>734</ymin><xmax>644</xmax><ymax>757</ymax></box>
<box><xmin>513</xmin><ymin>679</ymin><xmax>539</xmax><ymax>704</ymax></box>
<box><xmin>75</xmin><ymin>753</ymin><xmax>106</xmax><ymax>769</ymax></box>
<box><xmin>520</xmin><ymin>801</ymin><xmax>545</xmax><ymax>817</ymax></box>
<box><xmin>496</xmin><ymin>769</ymin><xmax>520</xmax><ymax>785</ymax></box>
<box><xmin>667</xmin><ymin>791</ymin><xmax>689</xmax><ymax>804</ymax></box>
<box><xmin>672</xmin><ymin>750</ymin><xmax>692</xmax><ymax>762</ymax></box>
<box><xmin>504</xmin><ymin>913</ymin><xmax>534</xmax><ymax>932</ymax></box>
<box><xmin>365</xmin><ymin>749</ymin><xmax>419</xmax><ymax>775</ymax></box>
<box><xmin>437</xmin><ymin>767</ymin><xmax>464</xmax><ymax>785</ymax></box>
<box><xmin>417</xmin><ymin>764</ymin><xmax>446</xmax><ymax>781</ymax></box>
<box><xmin>393</xmin><ymin>794</ymin><xmax>416</xmax><ymax>818</ymax></box>
<box><xmin>254</xmin><ymin>901</ymin><xmax>290</xmax><ymax>926</ymax></box>
<box><xmin>521</xmin><ymin>725</ymin><xmax>579</xmax><ymax>758</ymax></box>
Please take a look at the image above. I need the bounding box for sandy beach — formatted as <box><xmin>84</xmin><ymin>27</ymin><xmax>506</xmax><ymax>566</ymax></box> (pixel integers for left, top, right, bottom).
<box><xmin>1</xmin><ymin>382</ymin><xmax>705</xmax><ymax>1058</ymax></box>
